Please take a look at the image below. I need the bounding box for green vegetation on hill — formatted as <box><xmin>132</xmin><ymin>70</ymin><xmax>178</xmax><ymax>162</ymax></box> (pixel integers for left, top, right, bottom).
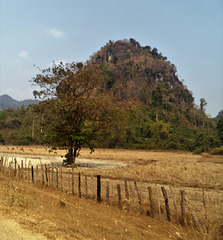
<box><xmin>0</xmin><ymin>106</ymin><xmax>35</xmax><ymax>145</ymax></box>
<box><xmin>0</xmin><ymin>39</ymin><xmax>222</xmax><ymax>158</ymax></box>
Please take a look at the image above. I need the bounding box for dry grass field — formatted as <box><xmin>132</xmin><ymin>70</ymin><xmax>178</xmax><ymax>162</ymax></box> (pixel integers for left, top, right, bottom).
<box><xmin>0</xmin><ymin>145</ymin><xmax>222</xmax><ymax>239</ymax></box>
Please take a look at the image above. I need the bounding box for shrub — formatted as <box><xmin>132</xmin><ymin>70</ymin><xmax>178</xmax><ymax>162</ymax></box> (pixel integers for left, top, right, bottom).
<box><xmin>210</xmin><ymin>146</ymin><xmax>223</xmax><ymax>155</ymax></box>
<box><xmin>0</xmin><ymin>134</ymin><xmax>4</xmax><ymax>144</ymax></box>
<box><xmin>193</xmin><ymin>147</ymin><xmax>205</xmax><ymax>155</ymax></box>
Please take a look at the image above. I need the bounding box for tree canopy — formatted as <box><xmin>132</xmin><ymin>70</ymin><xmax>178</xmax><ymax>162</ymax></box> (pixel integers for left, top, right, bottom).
<box><xmin>31</xmin><ymin>62</ymin><xmax>106</xmax><ymax>165</ymax></box>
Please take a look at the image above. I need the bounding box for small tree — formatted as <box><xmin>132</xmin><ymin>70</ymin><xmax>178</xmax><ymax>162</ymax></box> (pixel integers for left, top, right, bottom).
<box><xmin>31</xmin><ymin>62</ymin><xmax>104</xmax><ymax>165</ymax></box>
<box><xmin>200</xmin><ymin>98</ymin><xmax>207</xmax><ymax>111</ymax></box>
<box><xmin>152</xmin><ymin>90</ymin><xmax>163</xmax><ymax>122</ymax></box>
<box><xmin>217</xmin><ymin>119</ymin><xmax>223</xmax><ymax>144</ymax></box>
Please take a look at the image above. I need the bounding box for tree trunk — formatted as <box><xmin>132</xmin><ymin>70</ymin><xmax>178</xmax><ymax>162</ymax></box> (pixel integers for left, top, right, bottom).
<box><xmin>67</xmin><ymin>145</ymin><xmax>75</xmax><ymax>165</ymax></box>
<box><xmin>66</xmin><ymin>140</ymin><xmax>81</xmax><ymax>165</ymax></box>
<box><xmin>156</xmin><ymin>110</ymin><xmax>159</xmax><ymax>122</ymax></box>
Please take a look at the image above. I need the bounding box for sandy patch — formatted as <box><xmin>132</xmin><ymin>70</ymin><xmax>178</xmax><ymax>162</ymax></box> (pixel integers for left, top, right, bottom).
<box><xmin>0</xmin><ymin>152</ymin><xmax>129</xmax><ymax>169</ymax></box>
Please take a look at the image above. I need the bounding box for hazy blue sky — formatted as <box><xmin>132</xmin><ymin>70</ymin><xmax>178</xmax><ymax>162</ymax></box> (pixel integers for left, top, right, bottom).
<box><xmin>0</xmin><ymin>0</ymin><xmax>222</xmax><ymax>117</ymax></box>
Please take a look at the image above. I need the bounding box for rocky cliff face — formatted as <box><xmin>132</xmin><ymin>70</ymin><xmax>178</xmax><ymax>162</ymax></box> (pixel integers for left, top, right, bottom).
<box><xmin>90</xmin><ymin>39</ymin><xmax>194</xmax><ymax>108</ymax></box>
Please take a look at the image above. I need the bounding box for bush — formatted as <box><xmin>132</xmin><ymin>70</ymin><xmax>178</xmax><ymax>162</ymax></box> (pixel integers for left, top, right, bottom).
<box><xmin>167</xmin><ymin>142</ymin><xmax>177</xmax><ymax>150</ymax></box>
<box><xmin>193</xmin><ymin>147</ymin><xmax>205</xmax><ymax>154</ymax></box>
<box><xmin>0</xmin><ymin>134</ymin><xmax>4</xmax><ymax>144</ymax></box>
<box><xmin>12</xmin><ymin>136</ymin><xmax>33</xmax><ymax>146</ymax></box>
<box><xmin>210</xmin><ymin>146</ymin><xmax>223</xmax><ymax>155</ymax></box>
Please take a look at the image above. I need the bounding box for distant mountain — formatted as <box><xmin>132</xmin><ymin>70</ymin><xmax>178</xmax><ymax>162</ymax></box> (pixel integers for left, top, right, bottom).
<box><xmin>0</xmin><ymin>94</ymin><xmax>39</xmax><ymax>110</ymax></box>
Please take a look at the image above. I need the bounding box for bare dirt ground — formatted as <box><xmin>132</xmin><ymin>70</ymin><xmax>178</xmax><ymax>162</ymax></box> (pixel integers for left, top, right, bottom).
<box><xmin>0</xmin><ymin>174</ymin><xmax>202</xmax><ymax>240</ymax></box>
<box><xmin>1</xmin><ymin>146</ymin><xmax>223</xmax><ymax>188</ymax></box>
<box><xmin>0</xmin><ymin>145</ymin><xmax>223</xmax><ymax>239</ymax></box>
<box><xmin>0</xmin><ymin>211</ymin><xmax>47</xmax><ymax>240</ymax></box>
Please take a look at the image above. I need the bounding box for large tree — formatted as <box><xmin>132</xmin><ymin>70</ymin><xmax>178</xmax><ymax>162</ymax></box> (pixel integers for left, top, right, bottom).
<box><xmin>31</xmin><ymin>62</ymin><xmax>105</xmax><ymax>165</ymax></box>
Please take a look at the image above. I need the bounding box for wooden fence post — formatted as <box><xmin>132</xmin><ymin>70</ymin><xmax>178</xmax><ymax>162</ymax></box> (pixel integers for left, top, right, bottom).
<box><xmin>21</xmin><ymin>160</ymin><xmax>23</xmax><ymax>179</ymax></box>
<box><xmin>72</xmin><ymin>168</ymin><xmax>74</xmax><ymax>195</ymax></box>
<box><xmin>0</xmin><ymin>157</ymin><xmax>3</xmax><ymax>172</ymax></box>
<box><xmin>117</xmin><ymin>184</ymin><xmax>122</xmax><ymax>210</ymax></box>
<box><xmin>31</xmin><ymin>166</ymin><xmax>34</xmax><ymax>183</ymax></box>
<box><xmin>36</xmin><ymin>165</ymin><xmax>39</xmax><ymax>183</ymax></box>
<box><xmin>17</xmin><ymin>165</ymin><xmax>20</xmax><ymax>179</ymax></box>
<box><xmin>14</xmin><ymin>158</ymin><xmax>17</xmax><ymax>177</ymax></box>
<box><xmin>51</xmin><ymin>162</ymin><xmax>54</xmax><ymax>188</ymax></box>
<box><xmin>41</xmin><ymin>164</ymin><xmax>44</xmax><ymax>185</ymax></box>
<box><xmin>56</xmin><ymin>167</ymin><xmax>59</xmax><ymax>189</ymax></box>
<box><xmin>3</xmin><ymin>157</ymin><xmax>5</xmax><ymax>173</ymax></box>
<box><xmin>97</xmin><ymin>175</ymin><xmax>101</xmax><ymax>203</ymax></box>
<box><xmin>106</xmin><ymin>180</ymin><xmax>110</xmax><ymax>205</ymax></box>
<box><xmin>8</xmin><ymin>160</ymin><xmax>11</xmax><ymax>177</ymax></box>
<box><xmin>60</xmin><ymin>167</ymin><xmax>63</xmax><ymax>192</ymax></box>
<box><xmin>148</xmin><ymin>186</ymin><xmax>154</xmax><ymax>217</ymax></box>
<box><xmin>180</xmin><ymin>190</ymin><xmax>186</xmax><ymax>225</ymax></box>
<box><xmin>2</xmin><ymin>157</ymin><xmax>4</xmax><ymax>172</ymax></box>
<box><xmin>78</xmin><ymin>172</ymin><xmax>81</xmax><ymax>198</ymax></box>
<box><xmin>5</xmin><ymin>158</ymin><xmax>7</xmax><ymax>175</ymax></box>
<box><xmin>28</xmin><ymin>162</ymin><xmax>30</xmax><ymax>182</ymax></box>
<box><xmin>68</xmin><ymin>169</ymin><xmax>71</xmax><ymax>193</ymax></box>
<box><xmin>1</xmin><ymin>157</ymin><xmax>3</xmax><ymax>170</ymax></box>
<box><xmin>161</xmin><ymin>186</ymin><xmax>171</xmax><ymax>221</ymax></box>
<box><xmin>201</xmin><ymin>185</ymin><xmax>208</xmax><ymax>221</ymax></box>
<box><xmin>134</xmin><ymin>181</ymin><xmax>143</xmax><ymax>214</ymax></box>
<box><xmin>128</xmin><ymin>181</ymin><xmax>135</xmax><ymax>202</ymax></box>
<box><xmin>45</xmin><ymin>164</ymin><xmax>48</xmax><ymax>184</ymax></box>
<box><xmin>85</xmin><ymin>175</ymin><xmax>88</xmax><ymax>198</ymax></box>
<box><xmin>90</xmin><ymin>174</ymin><xmax>93</xmax><ymax>199</ymax></box>
<box><xmin>124</xmin><ymin>178</ymin><xmax>130</xmax><ymax>212</ymax></box>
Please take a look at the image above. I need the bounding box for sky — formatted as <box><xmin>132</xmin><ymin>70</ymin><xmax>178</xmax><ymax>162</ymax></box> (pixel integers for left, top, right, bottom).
<box><xmin>0</xmin><ymin>0</ymin><xmax>222</xmax><ymax>117</ymax></box>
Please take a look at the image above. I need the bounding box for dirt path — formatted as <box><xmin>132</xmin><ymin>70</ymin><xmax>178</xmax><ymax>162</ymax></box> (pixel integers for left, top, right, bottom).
<box><xmin>0</xmin><ymin>212</ymin><xmax>47</xmax><ymax>240</ymax></box>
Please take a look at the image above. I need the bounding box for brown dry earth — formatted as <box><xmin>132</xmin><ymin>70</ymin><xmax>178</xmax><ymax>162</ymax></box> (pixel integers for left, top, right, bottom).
<box><xmin>0</xmin><ymin>212</ymin><xmax>47</xmax><ymax>240</ymax></box>
<box><xmin>0</xmin><ymin>145</ymin><xmax>222</xmax><ymax>239</ymax></box>
<box><xmin>0</xmin><ymin>175</ymin><xmax>201</xmax><ymax>240</ymax></box>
